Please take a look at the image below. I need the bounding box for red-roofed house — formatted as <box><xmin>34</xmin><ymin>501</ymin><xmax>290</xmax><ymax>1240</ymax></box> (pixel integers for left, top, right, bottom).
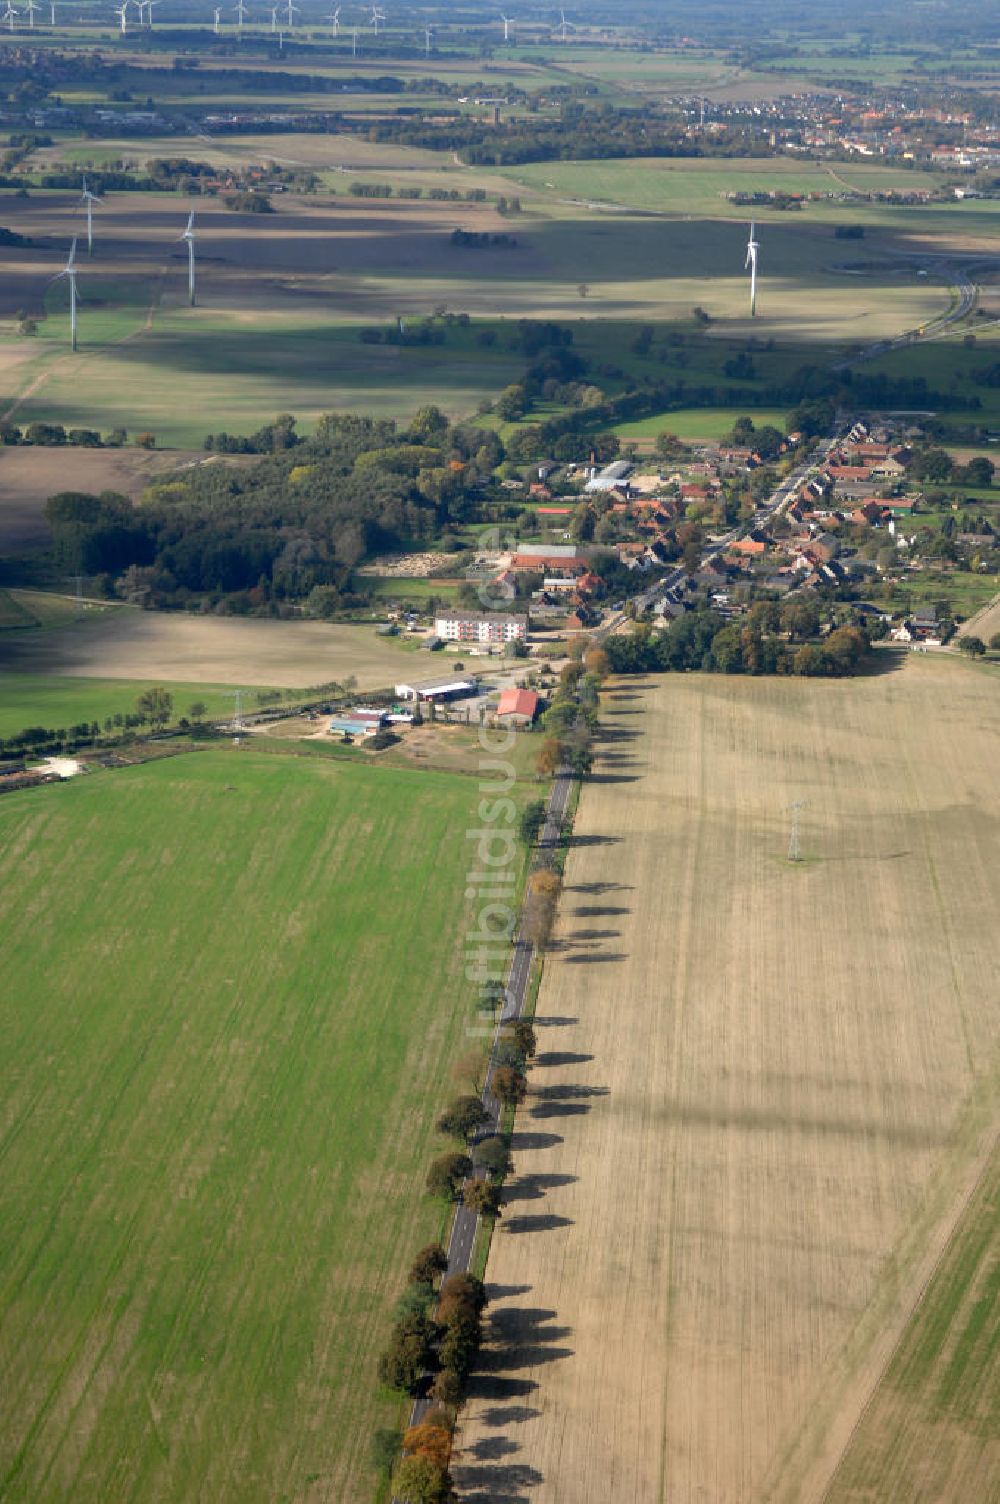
<box><xmin>496</xmin><ymin>688</ymin><xmax>541</xmax><ymax>726</ymax></box>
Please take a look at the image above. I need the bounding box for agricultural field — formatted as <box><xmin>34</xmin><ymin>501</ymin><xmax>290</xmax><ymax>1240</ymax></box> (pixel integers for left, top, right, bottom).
<box><xmin>0</xmin><ymin>191</ymin><xmax>528</xmax><ymax>445</ymax></box>
<box><xmin>0</xmin><ymin>747</ymin><xmax>503</xmax><ymax>1502</ymax></box>
<box><xmin>0</xmin><ymin>171</ymin><xmax>966</xmax><ymax>445</ymax></box>
<box><xmin>0</xmin><ymin>610</ymin><xmax>413</xmax><ymax>696</ymax></box>
<box><xmin>614</xmin><ymin>405</ymin><xmax>790</xmax><ymax>443</ymax></box>
<box><xmin>0</xmin><ymin>671</ymin><xmax>275</xmax><ymax>739</ymax></box>
<box><xmin>498</xmin><ymin>156</ymin><xmax>950</xmax><ymax>218</ymax></box>
<box><xmin>454</xmin><ymin>653</ymin><xmax>1000</xmax><ymax>1503</ymax></box>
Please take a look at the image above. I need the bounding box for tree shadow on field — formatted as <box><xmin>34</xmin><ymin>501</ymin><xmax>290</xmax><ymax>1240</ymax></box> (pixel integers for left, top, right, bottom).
<box><xmin>534</xmin><ymin>1050</ymin><xmax>594</xmax><ymax>1067</ymax></box>
<box><xmin>586</xmin><ymin>772</ymin><xmax>641</xmax><ymax>784</ymax></box>
<box><xmin>565</xmin><ymin>833</ymin><xmax>620</xmax><ymax>848</ymax></box>
<box><xmin>486</xmin><ymin>1284</ymin><xmax>533</xmax><ymax>1301</ymax></box>
<box><xmin>565</xmin><ymin>880</ymin><xmax>634</xmax><ymax>895</ymax></box>
<box><xmin>477</xmin><ymin>1406</ymin><xmax>542</xmax><ymax>1428</ymax></box>
<box><xmin>570</xmin><ymin>904</ymin><xmax>630</xmax><ymax>917</ymax></box>
<box><xmin>858</xmin><ymin>644</ymin><xmax>909</xmax><ymax>676</ymax></box>
<box><xmin>464</xmin><ymin>1374</ymin><xmax>539</xmax><ymax>1402</ymax></box>
<box><xmin>468</xmin><ymin>1436</ymin><xmax>522</xmax><ymax>1462</ymax></box>
<box><xmin>502</xmin><ymin>1172</ymin><xmax>578</xmax><ymax>1204</ymax></box>
<box><xmin>561</xmin><ymin>950</ymin><xmax>627</xmax><ymax>964</ymax></box>
<box><xmin>509</xmin><ymin>1130</ymin><xmax>564</xmax><ymax>1152</ymax></box>
<box><xmin>532</xmin><ymin>1014</ymin><xmax>578</xmax><ymax>1027</ymax></box>
<box><xmin>456</xmin><ymin>1459</ymin><xmax>545</xmax><ymax>1503</ymax></box>
<box><xmin>548</xmin><ymin>927</ymin><xmax>620</xmax><ymax>947</ymax></box>
<box><xmin>502</xmin><ymin>1212</ymin><xmax>575</xmax><ymax>1235</ymax></box>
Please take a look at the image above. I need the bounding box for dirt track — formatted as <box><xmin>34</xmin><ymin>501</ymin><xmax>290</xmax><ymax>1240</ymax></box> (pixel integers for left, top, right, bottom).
<box><xmin>454</xmin><ymin>655</ymin><xmax>1000</xmax><ymax>1503</ymax></box>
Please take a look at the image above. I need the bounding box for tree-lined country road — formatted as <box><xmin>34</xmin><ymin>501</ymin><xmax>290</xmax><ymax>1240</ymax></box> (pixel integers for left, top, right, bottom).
<box><xmin>397</xmin><ymin>766</ymin><xmax>574</xmax><ymax>1452</ymax></box>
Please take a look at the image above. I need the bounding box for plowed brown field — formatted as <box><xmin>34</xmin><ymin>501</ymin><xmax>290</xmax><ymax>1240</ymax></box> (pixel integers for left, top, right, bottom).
<box><xmin>455</xmin><ymin>654</ymin><xmax>1000</xmax><ymax>1504</ymax></box>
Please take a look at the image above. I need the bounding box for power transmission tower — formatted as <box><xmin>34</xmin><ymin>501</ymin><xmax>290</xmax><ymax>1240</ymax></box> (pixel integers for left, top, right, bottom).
<box><xmin>788</xmin><ymin>800</ymin><xmax>806</xmax><ymax>862</ymax></box>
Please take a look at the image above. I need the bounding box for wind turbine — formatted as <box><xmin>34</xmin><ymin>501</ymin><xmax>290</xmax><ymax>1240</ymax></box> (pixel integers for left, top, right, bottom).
<box><xmin>49</xmin><ymin>0</ymin><xmax>56</xmax><ymax>19</ymax></box>
<box><xmin>80</xmin><ymin>176</ymin><xmax>103</xmax><ymax>256</ymax></box>
<box><xmin>422</xmin><ymin>22</ymin><xmax>431</xmax><ymax>54</ymax></box>
<box><xmin>179</xmin><ymin>208</ymin><xmax>196</xmax><ymax>307</ymax></box>
<box><xmin>369</xmin><ymin>2</ymin><xmax>383</xmax><ymax>32</ymax></box>
<box><xmin>233</xmin><ymin>0</ymin><xmax>248</xmax><ymax>31</ymax></box>
<box><xmin>499</xmin><ymin>11</ymin><xmax>510</xmax><ymax>41</ymax></box>
<box><xmin>745</xmin><ymin>220</ymin><xmax>760</xmax><ymax>317</ymax></box>
<box><xmin>270</xmin><ymin>3</ymin><xmax>276</xmax><ymax>28</ymax></box>
<box><xmin>23</xmin><ymin>0</ymin><xmax>37</xmax><ymax>26</ymax></box>
<box><xmin>114</xmin><ymin>0</ymin><xmax>129</xmax><ymax>32</ymax></box>
<box><xmin>558</xmin><ymin>7</ymin><xmax>568</xmax><ymax>40</ymax></box>
<box><xmin>326</xmin><ymin>3</ymin><xmax>338</xmax><ymax>31</ymax></box>
<box><xmin>212</xmin><ymin>3</ymin><xmax>221</xmax><ymax>28</ymax></box>
<box><xmin>143</xmin><ymin>0</ymin><xmax>160</xmax><ymax>26</ymax></box>
<box><xmin>53</xmin><ymin>237</ymin><xmax>79</xmax><ymax>351</ymax></box>
<box><xmin>3</xmin><ymin>2</ymin><xmax>19</xmax><ymax>30</ymax></box>
<box><xmin>351</xmin><ymin>23</ymin><xmax>356</xmax><ymax>52</ymax></box>
<box><xmin>285</xmin><ymin>0</ymin><xmax>298</xmax><ymax>25</ymax></box>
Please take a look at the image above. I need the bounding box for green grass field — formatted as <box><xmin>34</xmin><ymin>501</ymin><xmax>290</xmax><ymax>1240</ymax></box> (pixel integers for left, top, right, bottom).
<box><xmin>614</xmin><ymin>405</ymin><xmax>790</xmax><ymax>442</ymax></box>
<box><xmin>0</xmin><ymin>747</ymin><xmax>510</xmax><ymax>1500</ymax></box>
<box><xmin>0</xmin><ymin>673</ymin><xmax>275</xmax><ymax>738</ymax></box>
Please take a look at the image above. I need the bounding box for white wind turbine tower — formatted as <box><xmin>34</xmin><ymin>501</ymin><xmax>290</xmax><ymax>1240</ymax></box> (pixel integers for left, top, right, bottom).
<box><xmin>499</xmin><ymin>11</ymin><xmax>510</xmax><ymax>41</ymax></box>
<box><xmin>144</xmin><ymin>0</ymin><xmax>160</xmax><ymax>26</ymax></box>
<box><xmin>53</xmin><ymin>237</ymin><xmax>80</xmax><ymax>351</ymax></box>
<box><xmin>114</xmin><ymin>0</ymin><xmax>129</xmax><ymax>32</ymax></box>
<box><xmin>179</xmin><ymin>209</ymin><xmax>196</xmax><ymax>306</ymax></box>
<box><xmin>212</xmin><ymin>4</ymin><xmax>221</xmax><ymax>28</ymax></box>
<box><xmin>3</xmin><ymin>2</ymin><xmax>19</xmax><ymax>31</ymax></box>
<box><xmin>270</xmin><ymin>3</ymin><xmax>277</xmax><ymax>28</ymax></box>
<box><xmin>558</xmin><ymin>7</ymin><xmax>568</xmax><ymax>40</ymax></box>
<box><xmin>24</xmin><ymin>0</ymin><xmax>38</xmax><ymax>24</ymax></box>
<box><xmin>80</xmin><ymin>176</ymin><xmax>103</xmax><ymax>255</ymax></box>
<box><xmin>233</xmin><ymin>0</ymin><xmax>248</xmax><ymax>31</ymax></box>
<box><xmin>285</xmin><ymin>0</ymin><xmax>298</xmax><ymax>26</ymax></box>
<box><xmin>326</xmin><ymin>3</ymin><xmax>338</xmax><ymax>32</ymax></box>
<box><xmin>745</xmin><ymin>220</ymin><xmax>760</xmax><ymax>317</ymax></box>
<box><xmin>423</xmin><ymin>22</ymin><xmax>431</xmax><ymax>54</ymax></box>
<box><xmin>49</xmin><ymin>0</ymin><xmax>56</xmax><ymax>20</ymax></box>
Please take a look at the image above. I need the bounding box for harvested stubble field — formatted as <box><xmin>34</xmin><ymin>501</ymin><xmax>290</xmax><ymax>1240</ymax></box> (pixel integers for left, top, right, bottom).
<box><xmin>0</xmin><ymin>748</ymin><xmax>496</xmax><ymax>1502</ymax></box>
<box><xmin>0</xmin><ymin>609</ymin><xmax>412</xmax><ymax>690</ymax></box>
<box><xmin>455</xmin><ymin>653</ymin><xmax>1000</xmax><ymax>1504</ymax></box>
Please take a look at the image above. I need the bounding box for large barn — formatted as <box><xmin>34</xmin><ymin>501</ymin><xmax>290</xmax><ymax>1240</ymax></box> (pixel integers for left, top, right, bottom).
<box><xmin>393</xmin><ymin>675</ymin><xmax>479</xmax><ymax>703</ymax></box>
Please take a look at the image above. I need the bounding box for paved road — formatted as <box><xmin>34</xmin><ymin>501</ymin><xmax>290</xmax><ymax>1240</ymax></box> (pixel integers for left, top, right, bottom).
<box><xmin>398</xmin><ymin>767</ymin><xmax>574</xmax><ymax>1446</ymax></box>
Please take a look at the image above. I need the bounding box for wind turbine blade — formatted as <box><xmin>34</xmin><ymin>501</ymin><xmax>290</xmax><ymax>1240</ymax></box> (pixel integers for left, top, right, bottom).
<box><xmin>67</xmin><ymin>236</ymin><xmax>77</xmax><ymax>268</ymax></box>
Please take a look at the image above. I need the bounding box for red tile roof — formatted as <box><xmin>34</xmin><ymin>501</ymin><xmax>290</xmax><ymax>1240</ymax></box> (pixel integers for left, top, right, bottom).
<box><xmin>497</xmin><ymin>689</ymin><xmax>540</xmax><ymax>720</ymax></box>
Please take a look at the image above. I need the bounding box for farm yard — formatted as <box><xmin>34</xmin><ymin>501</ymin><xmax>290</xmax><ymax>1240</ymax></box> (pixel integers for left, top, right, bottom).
<box><xmin>454</xmin><ymin>653</ymin><xmax>1000</xmax><ymax>1504</ymax></box>
<box><xmin>0</xmin><ymin>747</ymin><xmax>502</xmax><ymax>1503</ymax></box>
